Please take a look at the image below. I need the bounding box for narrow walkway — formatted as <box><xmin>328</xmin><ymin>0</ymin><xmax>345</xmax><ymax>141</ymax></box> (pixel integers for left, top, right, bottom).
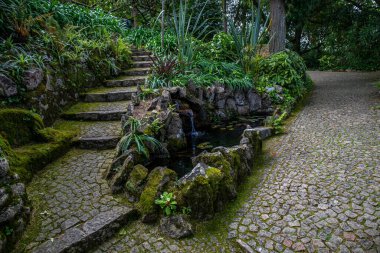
<box><xmin>18</xmin><ymin>71</ymin><xmax>380</xmax><ymax>252</ymax></box>
<box><xmin>229</xmin><ymin>71</ymin><xmax>380</xmax><ymax>252</ymax></box>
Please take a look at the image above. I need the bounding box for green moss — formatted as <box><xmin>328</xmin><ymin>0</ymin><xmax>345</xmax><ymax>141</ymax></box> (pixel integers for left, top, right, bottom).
<box><xmin>125</xmin><ymin>164</ymin><xmax>148</xmax><ymax>196</ymax></box>
<box><xmin>137</xmin><ymin>167</ymin><xmax>177</xmax><ymax>214</ymax></box>
<box><xmin>63</xmin><ymin>102</ymin><xmax>104</xmax><ymax>114</ymax></box>
<box><xmin>0</xmin><ymin>109</ymin><xmax>44</xmax><ymax>147</ymax></box>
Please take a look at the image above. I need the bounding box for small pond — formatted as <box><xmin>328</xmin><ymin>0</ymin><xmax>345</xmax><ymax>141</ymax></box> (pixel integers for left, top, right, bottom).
<box><xmin>154</xmin><ymin>116</ymin><xmax>265</xmax><ymax>178</ymax></box>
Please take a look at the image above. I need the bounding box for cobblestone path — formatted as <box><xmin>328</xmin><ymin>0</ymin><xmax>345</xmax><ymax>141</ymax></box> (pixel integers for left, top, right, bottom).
<box><xmin>94</xmin><ymin>71</ymin><xmax>380</xmax><ymax>252</ymax></box>
<box><xmin>20</xmin><ymin>149</ymin><xmax>123</xmax><ymax>251</ymax></box>
<box><xmin>20</xmin><ymin>71</ymin><xmax>380</xmax><ymax>252</ymax></box>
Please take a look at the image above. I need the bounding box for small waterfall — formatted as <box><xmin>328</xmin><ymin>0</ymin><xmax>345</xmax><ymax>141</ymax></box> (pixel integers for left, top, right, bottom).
<box><xmin>187</xmin><ymin>110</ymin><xmax>198</xmax><ymax>136</ymax></box>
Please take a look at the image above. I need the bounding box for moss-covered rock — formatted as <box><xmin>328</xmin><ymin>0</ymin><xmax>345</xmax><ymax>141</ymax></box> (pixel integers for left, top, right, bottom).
<box><xmin>125</xmin><ymin>164</ymin><xmax>148</xmax><ymax>202</ymax></box>
<box><xmin>0</xmin><ymin>109</ymin><xmax>44</xmax><ymax>147</ymax></box>
<box><xmin>177</xmin><ymin>163</ymin><xmax>223</xmax><ymax>219</ymax></box>
<box><xmin>192</xmin><ymin>151</ymin><xmax>237</xmax><ymax>202</ymax></box>
<box><xmin>137</xmin><ymin>167</ymin><xmax>177</xmax><ymax>223</ymax></box>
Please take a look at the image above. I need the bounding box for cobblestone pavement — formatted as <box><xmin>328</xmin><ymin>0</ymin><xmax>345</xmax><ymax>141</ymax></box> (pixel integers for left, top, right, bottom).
<box><xmin>54</xmin><ymin>120</ymin><xmax>121</xmax><ymax>138</ymax></box>
<box><xmin>22</xmin><ymin>149</ymin><xmax>123</xmax><ymax>251</ymax></box>
<box><xmin>93</xmin><ymin>71</ymin><xmax>380</xmax><ymax>252</ymax></box>
<box><xmin>21</xmin><ymin>72</ymin><xmax>380</xmax><ymax>252</ymax></box>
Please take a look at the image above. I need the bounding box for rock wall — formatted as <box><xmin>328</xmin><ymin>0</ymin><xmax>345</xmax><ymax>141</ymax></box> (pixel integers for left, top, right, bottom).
<box><xmin>0</xmin><ymin>157</ymin><xmax>29</xmax><ymax>252</ymax></box>
<box><xmin>0</xmin><ymin>64</ymin><xmax>126</xmax><ymax>125</ymax></box>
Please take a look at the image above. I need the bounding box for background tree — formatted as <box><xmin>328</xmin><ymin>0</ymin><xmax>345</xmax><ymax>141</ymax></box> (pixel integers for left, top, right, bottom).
<box><xmin>269</xmin><ymin>0</ymin><xmax>286</xmax><ymax>53</ymax></box>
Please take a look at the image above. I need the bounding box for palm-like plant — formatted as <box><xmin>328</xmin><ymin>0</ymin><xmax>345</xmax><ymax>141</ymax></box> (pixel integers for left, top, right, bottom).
<box><xmin>117</xmin><ymin>117</ymin><xmax>161</xmax><ymax>158</ymax></box>
<box><xmin>172</xmin><ymin>0</ymin><xmax>210</xmax><ymax>64</ymax></box>
<box><xmin>229</xmin><ymin>0</ymin><xmax>269</xmax><ymax>73</ymax></box>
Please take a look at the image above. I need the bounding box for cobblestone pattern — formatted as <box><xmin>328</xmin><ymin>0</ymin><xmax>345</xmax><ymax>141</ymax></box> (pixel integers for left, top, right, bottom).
<box><xmin>229</xmin><ymin>71</ymin><xmax>380</xmax><ymax>253</ymax></box>
<box><xmin>92</xmin><ymin>221</ymin><xmax>237</xmax><ymax>253</ymax></box>
<box><xmin>92</xmin><ymin>71</ymin><xmax>380</xmax><ymax>252</ymax></box>
<box><xmin>76</xmin><ymin>121</ymin><xmax>121</xmax><ymax>138</ymax></box>
<box><xmin>25</xmin><ymin>149</ymin><xmax>123</xmax><ymax>250</ymax></box>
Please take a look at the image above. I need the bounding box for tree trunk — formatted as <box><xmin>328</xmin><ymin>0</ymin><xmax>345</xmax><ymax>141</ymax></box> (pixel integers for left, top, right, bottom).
<box><xmin>222</xmin><ymin>0</ymin><xmax>228</xmax><ymax>32</ymax></box>
<box><xmin>269</xmin><ymin>0</ymin><xmax>286</xmax><ymax>53</ymax></box>
<box><xmin>161</xmin><ymin>0</ymin><xmax>165</xmax><ymax>49</ymax></box>
<box><xmin>132</xmin><ymin>2</ymin><xmax>138</xmax><ymax>27</ymax></box>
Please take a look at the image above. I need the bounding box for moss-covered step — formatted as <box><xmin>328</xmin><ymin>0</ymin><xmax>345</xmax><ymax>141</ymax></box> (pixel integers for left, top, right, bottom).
<box><xmin>32</xmin><ymin>207</ymin><xmax>138</xmax><ymax>253</ymax></box>
<box><xmin>53</xmin><ymin>120</ymin><xmax>122</xmax><ymax>149</ymax></box>
<box><xmin>80</xmin><ymin>86</ymin><xmax>137</xmax><ymax>102</ymax></box>
<box><xmin>131</xmin><ymin>61</ymin><xmax>153</xmax><ymax>68</ymax></box>
<box><xmin>132</xmin><ymin>55</ymin><xmax>153</xmax><ymax>61</ymax></box>
<box><xmin>105</xmin><ymin>75</ymin><xmax>147</xmax><ymax>87</ymax></box>
<box><xmin>61</xmin><ymin>101</ymin><xmax>130</xmax><ymax>121</ymax></box>
<box><xmin>123</xmin><ymin>68</ymin><xmax>151</xmax><ymax>76</ymax></box>
<box><xmin>131</xmin><ymin>50</ymin><xmax>151</xmax><ymax>56</ymax></box>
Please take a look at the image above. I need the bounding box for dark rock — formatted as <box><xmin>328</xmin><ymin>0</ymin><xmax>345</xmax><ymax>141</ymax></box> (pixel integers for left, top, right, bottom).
<box><xmin>109</xmin><ymin>155</ymin><xmax>135</xmax><ymax>193</ymax></box>
<box><xmin>11</xmin><ymin>183</ymin><xmax>26</xmax><ymax>197</ymax></box>
<box><xmin>24</xmin><ymin>68</ymin><xmax>44</xmax><ymax>91</ymax></box>
<box><xmin>225</xmin><ymin>98</ymin><xmax>237</xmax><ymax>113</ymax></box>
<box><xmin>0</xmin><ymin>158</ymin><xmax>9</xmax><ymax>178</ymax></box>
<box><xmin>166</xmin><ymin>113</ymin><xmax>186</xmax><ymax>151</ymax></box>
<box><xmin>247</xmin><ymin>90</ymin><xmax>262</xmax><ymax>112</ymax></box>
<box><xmin>125</xmin><ymin>164</ymin><xmax>149</xmax><ymax>202</ymax></box>
<box><xmin>234</xmin><ymin>89</ymin><xmax>246</xmax><ymax>106</ymax></box>
<box><xmin>0</xmin><ymin>199</ymin><xmax>23</xmax><ymax>225</ymax></box>
<box><xmin>159</xmin><ymin>215</ymin><xmax>193</xmax><ymax>239</ymax></box>
<box><xmin>237</xmin><ymin>105</ymin><xmax>250</xmax><ymax>115</ymax></box>
<box><xmin>0</xmin><ymin>188</ymin><xmax>9</xmax><ymax>208</ymax></box>
<box><xmin>178</xmin><ymin>163</ymin><xmax>209</xmax><ymax>185</ymax></box>
<box><xmin>138</xmin><ymin>167</ymin><xmax>177</xmax><ymax>223</ymax></box>
<box><xmin>0</xmin><ymin>74</ymin><xmax>17</xmax><ymax>97</ymax></box>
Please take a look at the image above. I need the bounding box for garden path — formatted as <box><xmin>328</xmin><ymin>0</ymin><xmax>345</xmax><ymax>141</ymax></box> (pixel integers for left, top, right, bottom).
<box><xmin>17</xmin><ymin>71</ymin><xmax>380</xmax><ymax>253</ymax></box>
<box><xmin>93</xmin><ymin>71</ymin><xmax>380</xmax><ymax>252</ymax></box>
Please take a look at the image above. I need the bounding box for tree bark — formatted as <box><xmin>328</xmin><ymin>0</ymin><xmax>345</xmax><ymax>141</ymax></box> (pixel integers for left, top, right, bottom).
<box><xmin>269</xmin><ymin>0</ymin><xmax>286</xmax><ymax>53</ymax></box>
<box><xmin>132</xmin><ymin>2</ymin><xmax>138</xmax><ymax>27</ymax></box>
<box><xmin>161</xmin><ymin>0</ymin><xmax>165</xmax><ymax>49</ymax></box>
<box><xmin>222</xmin><ymin>0</ymin><xmax>228</xmax><ymax>32</ymax></box>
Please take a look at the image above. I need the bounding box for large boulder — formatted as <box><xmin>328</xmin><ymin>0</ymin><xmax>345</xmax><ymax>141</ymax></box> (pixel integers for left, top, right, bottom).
<box><xmin>24</xmin><ymin>68</ymin><xmax>44</xmax><ymax>91</ymax></box>
<box><xmin>159</xmin><ymin>214</ymin><xmax>193</xmax><ymax>239</ymax></box>
<box><xmin>125</xmin><ymin>164</ymin><xmax>148</xmax><ymax>202</ymax></box>
<box><xmin>166</xmin><ymin>113</ymin><xmax>186</xmax><ymax>151</ymax></box>
<box><xmin>192</xmin><ymin>151</ymin><xmax>236</xmax><ymax>201</ymax></box>
<box><xmin>177</xmin><ymin>163</ymin><xmax>224</xmax><ymax>219</ymax></box>
<box><xmin>0</xmin><ymin>74</ymin><xmax>17</xmax><ymax>97</ymax></box>
<box><xmin>138</xmin><ymin>167</ymin><xmax>177</xmax><ymax>223</ymax></box>
<box><xmin>247</xmin><ymin>90</ymin><xmax>262</xmax><ymax>112</ymax></box>
<box><xmin>108</xmin><ymin>155</ymin><xmax>135</xmax><ymax>193</ymax></box>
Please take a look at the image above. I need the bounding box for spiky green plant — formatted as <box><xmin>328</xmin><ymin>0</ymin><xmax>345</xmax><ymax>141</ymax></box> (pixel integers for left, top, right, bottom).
<box><xmin>117</xmin><ymin>117</ymin><xmax>161</xmax><ymax>158</ymax></box>
<box><xmin>229</xmin><ymin>1</ymin><xmax>269</xmax><ymax>73</ymax></box>
<box><xmin>172</xmin><ymin>0</ymin><xmax>210</xmax><ymax>64</ymax></box>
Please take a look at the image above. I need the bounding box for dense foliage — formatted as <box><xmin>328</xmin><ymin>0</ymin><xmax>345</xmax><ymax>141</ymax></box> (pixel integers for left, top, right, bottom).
<box><xmin>0</xmin><ymin>0</ymin><xmax>132</xmax><ymax>105</ymax></box>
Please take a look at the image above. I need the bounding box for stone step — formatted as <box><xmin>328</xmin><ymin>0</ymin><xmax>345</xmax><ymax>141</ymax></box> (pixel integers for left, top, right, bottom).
<box><xmin>80</xmin><ymin>86</ymin><xmax>137</xmax><ymax>102</ymax></box>
<box><xmin>131</xmin><ymin>50</ymin><xmax>151</xmax><ymax>56</ymax></box>
<box><xmin>61</xmin><ymin>101</ymin><xmax>130</xmax><ymax>121</ymax></box>
<box><xmin>132</xmin><ymin>61</ymin><xmax>153</xmax><ymax>68</ymax></box>
<box><xmin>75</xmin><ymin>136</ymin><xmax>120</xmax><ymax>149</ymax></box>
<box><xmin>105</xmin><ymin>75</ymin><xmax>147</xmax><ymax>87</ymax></box>
<box><xmin>53</xmin><ymin>120</ymin><xmax>122</xmax><ymax>149</ymax></box>
<box><xmin>32</xmin><ymin>207</ymin><xmax>138</xmax><ymax>253</ymax></box>
<box><xmin>123</xmin><ymin>68</ymin><xmax>151</xmax><ymax>76</ymax></box>
<box><xmin>132</xmin><ymin>55</ymin><xmax>153</xmax><ymax>61</ymax></box>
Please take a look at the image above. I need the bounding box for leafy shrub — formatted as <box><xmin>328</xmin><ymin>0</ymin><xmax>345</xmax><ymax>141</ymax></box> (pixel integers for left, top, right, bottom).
<box><xmin>155</xmin><ymin>192</ymin><xmax>177</xmax><ymax>216</ymax></box>
<box><xmin>117</xmin><ymin>117</ymin><xmax>161</xmax><ymax>158</ymax></box>
<box><xmin>255</xmin><ymin>50</ymin><xmax>311</xmax><ymax>100</ymax></box>
<box><xmin>199</xmin><ymin>32</ymin><xmax>237</xmax><ymax>62</ymax></box>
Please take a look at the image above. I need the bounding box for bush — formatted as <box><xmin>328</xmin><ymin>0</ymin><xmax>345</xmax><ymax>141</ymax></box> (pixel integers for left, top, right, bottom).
<box><xmin>255</xmin><ymin>50</ymin><xmax>311</xmax><ymax>99</ymax></box>
<box><xmin>198</xmin><ymin>32</ymin><xmax>237</xmax><ymax>62</ymax></box>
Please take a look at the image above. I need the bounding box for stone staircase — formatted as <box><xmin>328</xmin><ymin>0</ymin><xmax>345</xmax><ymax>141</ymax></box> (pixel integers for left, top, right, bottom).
<box><xmin>27</xmin><ymin>48</ymin><xmax>153</xmax><ymax>253</ymax></box>
<box><xmin>58</xmin><ymin>47</ymin><xmax>153</xmax><ymax>150</ymax></box>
